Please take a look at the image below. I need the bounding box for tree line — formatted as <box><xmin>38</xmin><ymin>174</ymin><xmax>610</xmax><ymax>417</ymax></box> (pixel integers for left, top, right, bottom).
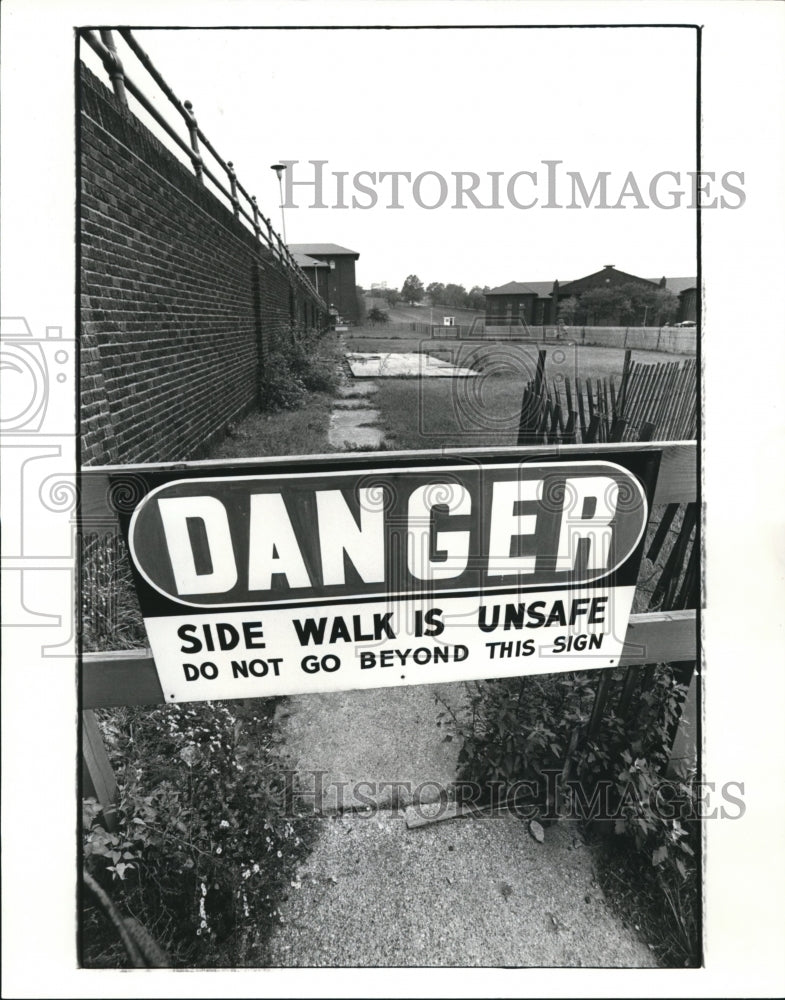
<box><xmin>363</xmin><ymin>275</ymin><xmax>491</xmax><ymax>311</ymax></box>
<box><xmin>557</xmin><ymin>283</ymin><xmax>678</xmax><ymax>327</ymax></box>
<box><xmin>359</xmin><ymin>276</ymin><xmax>681</xmax><ymax>326</ymax></box>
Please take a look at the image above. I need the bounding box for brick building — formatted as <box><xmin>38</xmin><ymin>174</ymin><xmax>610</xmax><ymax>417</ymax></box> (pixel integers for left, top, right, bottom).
<box><xmin>289</xmin><ymin>243</ymin><xmax>361</xmax><ymax>324</ymax></box>
<box><xmin>485</xmin><ymin>265</ymin><xmax>697</xmax><ymax>326</ymax></box>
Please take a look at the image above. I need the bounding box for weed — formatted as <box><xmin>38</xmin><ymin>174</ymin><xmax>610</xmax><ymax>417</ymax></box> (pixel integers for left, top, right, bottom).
<box><xmin>82</xmin><ymin>700</ymin><xmax>316</xmax><ymax>967</ymax></box>
<box><xmin>441</xmin><ymin>664</ymin><xmax>699</xmax><ymax>966</ymax></box>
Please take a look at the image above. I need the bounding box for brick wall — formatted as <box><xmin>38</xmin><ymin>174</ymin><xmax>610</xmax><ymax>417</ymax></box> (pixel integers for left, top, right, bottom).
<box><xmin>79</xmin><ymin>64</ymin><xmax>326</xmax><ymax>466</ymax></box>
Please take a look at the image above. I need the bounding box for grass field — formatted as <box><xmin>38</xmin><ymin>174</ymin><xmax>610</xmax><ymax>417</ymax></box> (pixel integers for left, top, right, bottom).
<box><xmin>364</xmin><ymin>299</ymin><xmax>484</xmax><ymax>326</ymax></box>
<box><xmin>212</xmin><ymin>390</ymin><xmax>335</xmax><ymax>459</ymax></box>
<box><xmin>346</xmin><ymin>336</ymin><xmax>688</xmax><ymax>378</ymax></box>
<box><xmin>347</xmin><ymin>340</ymin><xmax>692</xmax><ymax>450</ymax></box>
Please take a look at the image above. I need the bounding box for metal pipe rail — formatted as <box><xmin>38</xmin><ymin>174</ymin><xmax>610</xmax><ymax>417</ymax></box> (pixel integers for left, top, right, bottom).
<box><xmin>81</xmin><ymin>28</ymin><xmax>324</xmax><ymax>306</ymax></box>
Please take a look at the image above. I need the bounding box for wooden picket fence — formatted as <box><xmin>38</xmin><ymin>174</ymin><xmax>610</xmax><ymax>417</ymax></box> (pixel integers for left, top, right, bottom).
<box><xmin>518</xmin><ymin>349</ymin><xmax>697</xmax><ymax>445</ymax></box>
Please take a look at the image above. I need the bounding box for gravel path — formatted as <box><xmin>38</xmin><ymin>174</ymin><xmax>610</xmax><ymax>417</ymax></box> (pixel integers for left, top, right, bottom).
<box><xmin>263</xmin><ymin>683</ymin><xmax>658</xmax><ymax>968</ymax></box>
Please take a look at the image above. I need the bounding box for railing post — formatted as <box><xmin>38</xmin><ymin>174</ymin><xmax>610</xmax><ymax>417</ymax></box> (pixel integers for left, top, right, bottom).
<box><xmin>182</xmin><ymin>100</ymin><xmax>205</xmax><ymax>184</ymax></box>
<box><xmin>227</xmin><ymin>161</ymin><xmax>240</xmax><ymax>219</ymax></box>
<box><xmin>251</xmin><ymin>196</ymin><xmax>261</xmax><ymax>240</ymax></box>
<box><xmin>99</xmin><ymin>29</ymin><xmax>128</xmax><ymax>107</ymax></box>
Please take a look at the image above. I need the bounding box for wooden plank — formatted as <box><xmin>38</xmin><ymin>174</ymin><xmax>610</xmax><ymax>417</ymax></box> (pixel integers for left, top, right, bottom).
<box><xmin>81</xmin><ymin>610</ymin><xmax>696</xmax><ymax>708</ymax></box>
<box><xmin>534</xmin><ymin>348</ymin><xmax>546</xmax><ymax>396</ymax></box>
<box><xmin>80</xmin><ymin>441</ymin><xmax>697</xmax><ymax>528</ymax></box>
<box><xmin>584</xmin><ymin>413</ymin><xmax>600</xmax><ymax>444</ymax></box>
<box><xmin>647</xmin><ymin>502</ymin><xmax>679</xmax><ymax>562</ymax></box>
<box><xmin>587</xmin><ymin>671</ymin><xmax>614</xmax><ymax>738</ymax></box>
<box><xmin>564</xmin><ymin>410</ymin><xmax>578</xmax><ymax>444</ymax></box>
<box><xmin>83</xmin><ymin>649</ymin><xmax>164</xmax><ymax>708</ymax></box>
<box><xmin>654</xmin><ymin>442</ymin><xmax>696</xmax><ymax>503</ymax></box>
<box><xmin>576</xmin><ymin>378</ymin><xmax>587</xmax><ymax>437</ymax></box>
<box><xmin>638</xmin><ymin>363</ymin><xmax>663</xmax><ymax>431</ymax></box>
<box><xmin>82</xmin><ymin>709</ymin><xmax>119</xmax><ymax>830</ymax></box>
<box><xmin>619</xmin><ymin>609</ymin><xmax>696</xmax><ymax>666</ymax></box>
<box><xmin>639</xmin><ymin>421</ymin><xmax>656</xmax><ymax>442</ymax></box>
<box><xmin>609</xmin><ymin>417</ymin><xmax>627</xmax><ymax>443</ymax></box>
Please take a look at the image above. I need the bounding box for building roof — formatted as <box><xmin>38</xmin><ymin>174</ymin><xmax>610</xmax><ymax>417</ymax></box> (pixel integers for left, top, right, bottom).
<box><xmin>288</xmin><ymin>243</ymin><xmax>360</xmax><ymax>259</ymax></box>
<box><xmin>486</xmin><ymin>281</ymin><xmax>550</xmax><ymax>297</ymax></box>
<box><xmin>558</xmin><ymin>265</ymin><xmax>659</xmax><ymax>295</ymax></box>
<box><xmin>653</xmin><ymin>276</ymin><xmax>697</xmax><ymax>295</ymax></box>
<box><xmin>291</xmin><ymin>251</ymin><xmax>329</xmax><ymax>269</ymax></box>
<box><xmin>488</xmin><ymin>270</ymin><xmax>697</xmax><ymax>300</ymax></box>
<box><xmin>518</xmin><ymin>280</ymin><xmax>559</xmax><ymax>298</ymax></box>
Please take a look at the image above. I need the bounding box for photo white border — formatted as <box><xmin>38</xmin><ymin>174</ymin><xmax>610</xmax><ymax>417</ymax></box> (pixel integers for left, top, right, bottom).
<box><xmin>2</xmin><ymin>2</ymin><xmax>784</xmax><ymax>997</ymax></box>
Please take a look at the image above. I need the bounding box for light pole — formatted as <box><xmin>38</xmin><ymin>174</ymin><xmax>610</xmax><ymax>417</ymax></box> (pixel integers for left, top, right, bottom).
<box><xmin>270</xmin><ymin>163</ymin><xmax>287</xmax><ymax>245</ymax></box>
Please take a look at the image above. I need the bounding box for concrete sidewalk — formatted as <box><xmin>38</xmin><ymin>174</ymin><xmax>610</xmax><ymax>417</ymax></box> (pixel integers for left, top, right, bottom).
<box><xmin>263</xmin><ymin>683</ymin><xmax>658</xmax><ymax>968</ymax></box>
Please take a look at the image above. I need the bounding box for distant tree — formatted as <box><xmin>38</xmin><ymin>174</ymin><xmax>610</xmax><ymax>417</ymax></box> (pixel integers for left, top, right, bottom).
<box><xmin>382</xmin><ymin>287</ymin><xmax>401</xmax><ymax>308</ymax></box>
<box><xmin>614</xmin><ymin>282</ymin><xmax>679</xmax><ymax>326</ymax></box>
<box><xmin>557</xmin><ymin>296</ymin><xmax>580</xmax><ymax>325</ymax></box>
<box><xmin>466</xmin><ymin>285</ymin><xmax>487</xmax><ymax>311</ymax></box>
<box><xmin>426</xmin><ymin>281</ymin><xmax>445</xmax><ymax>305</ymax></box>
<box><xmin>368</xmin><ymin>306</ymin><xmax>389</xmax><ymax>326</ymax></box>
<box><xmin>401</xmin><ymin>274</ymin><xmax>425</xmax><ymax>304</ymax></box>
<box><xmin>649</xmin><ymin>287</ymin><xmax>679</xmax><ymax>326</ymax></box>
<box><xmin>442</xmin><ymin>283</ymin><xmax>468</xmax><ymax>308</ymax></box>
<box><xmin>579</xmin><ymin>287</ymin><xmax>620</xmax><ymax>325</ymax></box>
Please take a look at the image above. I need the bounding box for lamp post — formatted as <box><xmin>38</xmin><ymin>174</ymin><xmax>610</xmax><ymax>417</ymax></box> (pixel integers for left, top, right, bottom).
<box><xmin>270</xmin><ymin>163</ymin><xmax>287</xmax><ymax>245</ymax></box>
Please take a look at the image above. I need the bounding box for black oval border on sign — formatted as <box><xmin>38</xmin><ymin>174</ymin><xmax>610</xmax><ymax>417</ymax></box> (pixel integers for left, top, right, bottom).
<box><xmin>127</xmin><ymin>458</ymin><xmax>649</xmax><ymax>612</ymax></box>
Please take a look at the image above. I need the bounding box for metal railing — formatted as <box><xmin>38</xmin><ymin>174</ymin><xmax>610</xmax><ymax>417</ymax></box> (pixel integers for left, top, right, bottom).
<box><xmin>80</xmin><ymin>28</ymin><xmax>325</xmax><ymax>309</ymax></box>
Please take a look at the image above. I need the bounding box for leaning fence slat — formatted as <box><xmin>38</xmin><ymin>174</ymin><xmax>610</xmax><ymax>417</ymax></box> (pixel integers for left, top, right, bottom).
<box><xmin>576</xmin><ymin>378</ymin><xmax>587</xmax><ymax>438</ymax></box>
<box><xmin>647</xmin><ymin>503</ymin><xmax>680</xmax><ymax>563</ymax></box>
<box><xmin>563</xmin><ymin>410</ymin><xmax>578</xmax><ymax>444</ymax></box>
<box><xmin>648</xmin><ymin>503</ymin><xmax>697</xmax><ymax>611</ymax></box>
<box><xmin>584</xmin><ymin>413</ymin><xmax>600</xmax><ymax>444</ymax></box>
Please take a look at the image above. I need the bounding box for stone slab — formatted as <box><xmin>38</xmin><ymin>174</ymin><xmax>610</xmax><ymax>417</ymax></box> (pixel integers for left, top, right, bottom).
<box><xmin>328</xmin><ymin>407</ymin><xmax>385</xmax><ymax>449</ymax></box>
<box><xmin>346</xmin><ymin>352</ymin><xmax>479</xmax><ymax>378</ymax></box>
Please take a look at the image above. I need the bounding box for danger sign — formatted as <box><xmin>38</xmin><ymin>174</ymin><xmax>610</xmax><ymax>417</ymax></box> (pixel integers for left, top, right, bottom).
<box><xmin>118</xmin><ymin>450</ymin><xmax>658</xmax><ymax>703</ymax></box>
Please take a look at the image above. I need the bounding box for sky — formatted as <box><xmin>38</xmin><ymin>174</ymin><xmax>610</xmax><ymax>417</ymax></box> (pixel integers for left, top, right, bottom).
<box><xmin>81</xmin><ymin>26</ymin><xmax>699</xmax><ymax>290</ymax></box>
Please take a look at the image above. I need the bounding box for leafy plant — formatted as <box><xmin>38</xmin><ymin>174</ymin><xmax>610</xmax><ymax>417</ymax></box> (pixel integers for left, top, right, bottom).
<box><xmin>444</xmin><ymin>663</ymin><xmax>699</xmax><ymax>965</ymax></box>
<box><xmin>81</xmin><ymin>700</ymin><xmax>314</xmax><ymax>967</ymax></box>
<box><xmin>259</xmin><ymin>326</ymin><xmax>340</xmax><ymax>411</ymax></box>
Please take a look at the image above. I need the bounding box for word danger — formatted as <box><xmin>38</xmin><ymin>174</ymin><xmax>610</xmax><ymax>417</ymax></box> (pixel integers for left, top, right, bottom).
<box><xmin>128</xmin><ymin>461</ymin><xmax>647</xmax><ymax>608</ymax></box>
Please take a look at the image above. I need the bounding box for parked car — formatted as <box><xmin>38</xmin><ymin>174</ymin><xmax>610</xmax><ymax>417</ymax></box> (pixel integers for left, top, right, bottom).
<box><xmin>675</xmin><ymin>320</ymin><xmax>696</xmax><ymax>327</ymax></box>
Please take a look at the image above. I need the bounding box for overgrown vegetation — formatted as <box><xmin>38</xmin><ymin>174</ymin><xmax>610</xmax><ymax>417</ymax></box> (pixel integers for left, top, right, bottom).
<box><xmin>259</xmin><ymin>325</ymin><xmax>340</xmax><ymax>412</ymax></box>
<box><xmin>82</xmin><ymin>700</ymin><xmax>315</xmax><ymax>967</ymax></box>
<box><xmin>441</xmin><ymin>663</ymin><xmax>699</xmax><ymax>966</ymax></box>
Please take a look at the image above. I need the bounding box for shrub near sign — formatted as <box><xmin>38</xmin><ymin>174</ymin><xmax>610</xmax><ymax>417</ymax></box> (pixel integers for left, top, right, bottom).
<box><xmin>119</xmin><ymin>451</ymin><xmax>658</xmax><ymax>703</ymax></box>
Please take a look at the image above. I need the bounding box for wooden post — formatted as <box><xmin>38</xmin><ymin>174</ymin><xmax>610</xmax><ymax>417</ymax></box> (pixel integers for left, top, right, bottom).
<box><xmin>82</xmin><ymin>710</ymin><xmax>119</xmax><ymax>831</ymax></box>
<box><xmin>587</xmin><ymin>671</ymin><xmax>614</xmax><ymax>738</ymax></box>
